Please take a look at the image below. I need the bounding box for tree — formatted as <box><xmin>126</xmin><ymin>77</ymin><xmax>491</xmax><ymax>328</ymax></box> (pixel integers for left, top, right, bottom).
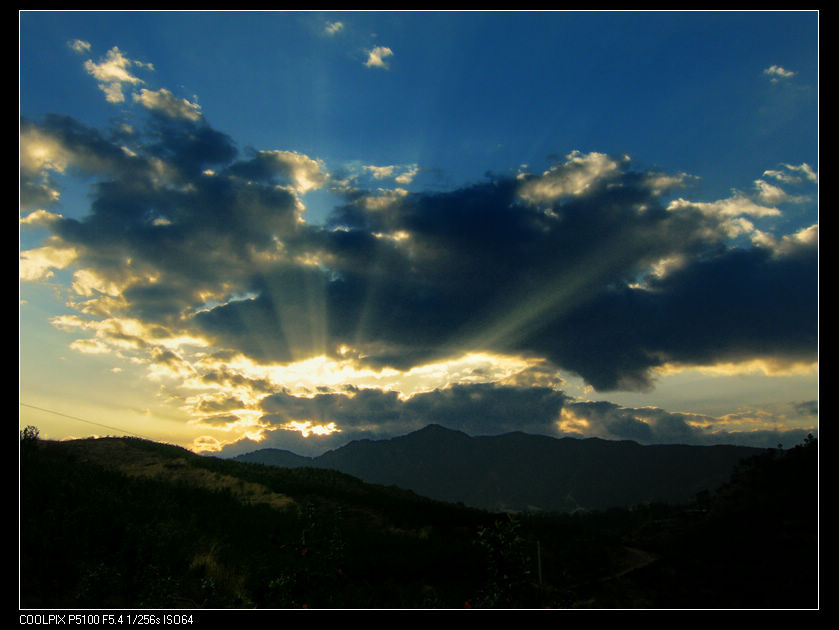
<box><xmin>21</xmin><ymin>425</ymin><xmax>40</xmax><ymax>454</ymax></box>
<box><xmin>474</xmin><ymin>514</ymin><xmax>535</xmax><ymax>607</ymax></box>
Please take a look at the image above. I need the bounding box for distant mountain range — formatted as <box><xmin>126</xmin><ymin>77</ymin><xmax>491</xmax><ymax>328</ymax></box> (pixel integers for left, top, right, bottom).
<box><xmin>233</xmin><ymin>424</ymin><xmax>763</xmax><ymax>513</ymax></box>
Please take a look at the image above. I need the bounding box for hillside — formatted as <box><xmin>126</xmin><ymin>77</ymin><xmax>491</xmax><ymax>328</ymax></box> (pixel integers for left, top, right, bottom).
<box><xmin>19</xmin><ymin>430</ymin><xmax>818</xmax><ymax>609</ymax></box>
<box><xmin>235</xmin><ymin>424</ymin><xmax>763</xmax><ymax>513</ymax></box>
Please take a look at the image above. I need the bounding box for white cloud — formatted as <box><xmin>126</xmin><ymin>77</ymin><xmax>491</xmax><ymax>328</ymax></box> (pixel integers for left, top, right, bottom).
<box><xmin>20</xmin><ymin>209</ymin><xmax>63</xmax><ymax>227</ymax></box>
<box><xmin>395</xmin><ymin>165</ymin><xmax>419</xmax><ymax>185</ymax></box>
<box><xmin>361</xmin><ymin>187</ymin><xmax>409</xmax><ymax>210</ymax></box>
<box><xmin>67</xmin><ymin>39</ymin><xmax>91</xmax><ymax>54</ymax></box>
<box><xmin>642</xmin><ymin>172</ymin><xmax>692</xmax><ymax>195</ymax></box>
<box><xmin>83</xmin><ymin>46</ymin><xmax>151</xmax><ymax>103</ymax></box>
<box><xmin>324</xmin><ymin>21</ymin><xmax>344</xmax><ymax>35</ymax></box>
<box><xmin>763</xmin><ymin>65</ymin><xmax>796</xmax><ymax>82</ymax></box>
<box><xmin>20</xmin><ymin>126</ymin><xmax>71</xmax><ymax>174</ymax></box>
<box><xmin>365</xmin><ymin>46</ymin><xmax>394</xmax><ymax>69</ymax></box>
<box><xmin>259</xmin><ymin>150</ymin><xmax>328</xmax><ymax>194</ymax></box>
<box><xmin>667</xmin><ymin>194</ymin><xmax>781</xmax><ymax>219</ymax></box>
<box><xmin>20</xmin><ymin>245</ymin><xmax>78</xmax><ymax>281</ymax></box>
<box><xmin>365</xmin><ymin>165</ymin><xmax>395</xmax><ymax>179</ymax></box>
<box><xmin>753</xmin><ymin>179</ymin><xmax>807</xmax><ymax>205</ymax></box>
<box><xmin>362</xmin><ymin>163</ymin><xmax>419</xmax><ymax>185</ymax></box>
<box><xmin>751</xmin><ymin>224</ymin><xmax>818</xmax><ymax>256</ymax></box>
<box><xmin>779</xmin><ymin>162</ymin><xmax>817</xmax><ymax>183</ymax></box>
<box><xmin>518</xmin><ymin>150</ymin><xmax>624</xmax><ymax>203</ymax></box>
<box><xmin>133</xmin><ymin>88</ymin><xmax>202</xmax><ymax>121</ymax></box>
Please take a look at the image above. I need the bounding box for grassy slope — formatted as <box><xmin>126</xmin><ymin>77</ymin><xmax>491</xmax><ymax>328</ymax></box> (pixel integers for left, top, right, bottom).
<box><xmin>19</xmin><ymin>434</ymin><xmax>818</xmax><ymax>609</ymax></box>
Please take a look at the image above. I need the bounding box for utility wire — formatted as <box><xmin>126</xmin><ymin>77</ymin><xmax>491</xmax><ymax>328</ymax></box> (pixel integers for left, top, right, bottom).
<box><xmin>19</xmin><ymin>402</ymin><xmax>149</xmax><ymax>440</ymax></box>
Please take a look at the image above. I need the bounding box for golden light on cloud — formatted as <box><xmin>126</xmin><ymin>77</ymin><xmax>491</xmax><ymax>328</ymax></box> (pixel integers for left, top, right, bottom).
<box><xmin>192</xmin><ymin>435</ymin><xmax>224</xmax><ymax>453</ymax></box>
<box><xmin>214</xmin><ymin>350</ymin><xmax>539</xmax><ymax>400</ymax></box>
<box><xmin>170</xmin><ymin>350</ymin><xmax>550</xmax><ymax>450</ymax></box>
<box><xmin>517</xmin><ymin>150</ymin><xmax>623</xmax><ymax>203</ymax></box>
<box><xmin>655</xmin><ymin>358</ymin><xmax>818</xmax><ymax>378</ymax></box>
<box><xmin>71</xmin><ymin>268</ymin><xmax>125</xmax><ymax>298</ymax></box>
<box><xmin>187</xmin><ymin>407</ymin><xmax>271</xmax><ymax>452</ymax></box>
<box><xmin>281</xmin><ymin>420</ymin><xmax>341</xmax><ymax>438</ymax></box>
<box><xmin>558</xmin><ymin>407</ymin><xmax>591</xmax><ymax>434</ymax></box>
<box><xmin>372</xmin><ymin>229</ymin><xmax>411</xmax><ymax>242</ymax></box>
<box><xmin>19</xmin><ymin>245</ymin><xmax>78</xmax><ymax>281</ymax></box>
<box><xmin>20</xmin><ymin>129</ymin><xmax>70</xmax><ymax>174</ymax></box>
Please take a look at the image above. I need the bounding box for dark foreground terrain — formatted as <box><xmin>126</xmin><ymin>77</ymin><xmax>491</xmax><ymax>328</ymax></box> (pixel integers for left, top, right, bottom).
<box><xmin>19</xmin><ymin>429</ymin><xmax>818</xmax><ymax>609</ymax></box>
<box><xmin>234</xmin><ymin>424</ymin><xmax>765</xmax><ymax>514</ymax></box>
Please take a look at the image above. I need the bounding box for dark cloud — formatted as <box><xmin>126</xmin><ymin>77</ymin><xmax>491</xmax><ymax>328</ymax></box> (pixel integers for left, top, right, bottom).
<box><xmin>218</xmin><ymin>381</ymin><xmax>815</xmax><ymax>457</ymax></box>
<box><xmin>197</xmin><ymin>413</ymin><xmax>242</xmax><ymax>428</ymax></box>
<box><xmin>21</xmin><ymin>114</ymin><xmax>144</xmax><ymax>178</ymax></box>
<box><xmin>199</xmin><ymin>362</ymin><xmax>276</xmax><ymax>395</ymax></box>
<box><xmin>258</xmin><ymin>381</ymin><xmax>568</xmax><ymax>447</ymax></box>
<box><xmin>144</xmin><ymin>115</ymin><xmax>238</xmax><ymax>179</ymax></box>
<box><xmin>518</xmin><ymin>237</ymin><xmax>817</xmax><ymax>391</ymax></box>
<box><xmin>194</xmin><ymin>280</ymin><xmax>322</xmax><ymax>364</ymax></box>
<box><xmin>21</xmin><ymin>108</ymin><xmax>818</xmax><ymax>400</ymax></box>
<box><xmin>562</xmin><ymin>400</ymin><xmax>813</xmax><ymax>448</ymax></box>
<box><xmin>317</xmin><ymin>172</ymin><xmax>817</xmax><ymax>390</ymax></box>
<box><xmin>794</xmin><ymin>400</ymin><xmax>818</xmax><ymax>417</ymax></box>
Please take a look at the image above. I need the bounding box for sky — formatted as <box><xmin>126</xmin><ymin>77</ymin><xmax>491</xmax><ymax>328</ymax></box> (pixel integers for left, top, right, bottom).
<box><xmin>19</xmin><ymin>10</ymin><xmax>818</xmax><ymax>458</ymax></box>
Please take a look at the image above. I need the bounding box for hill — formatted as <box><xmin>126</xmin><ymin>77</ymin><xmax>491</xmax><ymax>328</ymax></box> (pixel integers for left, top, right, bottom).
<box><xmin>235</xmin><ymin>424</ymin><xmax>763</xmax><ymax>513</ymax></box>
<box><xmin>19</xmin><ymin>429</ymin><xmax>818</xmax><ymax>609</ymax></box>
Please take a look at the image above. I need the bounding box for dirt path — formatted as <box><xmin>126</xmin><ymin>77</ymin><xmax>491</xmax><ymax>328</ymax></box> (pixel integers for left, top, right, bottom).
<box><xmin>610</xmin><ymin>546</ymin><xmax>657</xmax><ymax>580</ymax></box>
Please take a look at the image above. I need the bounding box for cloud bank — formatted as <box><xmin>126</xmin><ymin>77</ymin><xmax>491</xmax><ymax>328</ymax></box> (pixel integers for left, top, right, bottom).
<box><xmin>20</xmin><ymin>45</ymin><xmax>818</xmax><ymax>454</ymax></box>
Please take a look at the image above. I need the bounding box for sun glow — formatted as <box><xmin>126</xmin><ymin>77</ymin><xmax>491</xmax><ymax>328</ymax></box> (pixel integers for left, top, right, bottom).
<box><xmin>558</xmin><ymin>407</ymin><xmax>591</xmax><ymax>434</ymax></box>
<box><xmin>213</xmin><ymin>350</ymin><xmax>540</xmax><ymax>399</ymax></box>
<box><xmin>281</xmin><ymin>420</ymin><xmax>341</xmax><ymax>437</ymax></box>
<box><xmin>654</xmin><ymin>358</ymin><xmax>818</xmax><ymax>378</ymax></box>
<box><xmin>174</xmin><ymin>350</ymin><xmax>550</xmax><ymax>449</ymax></box>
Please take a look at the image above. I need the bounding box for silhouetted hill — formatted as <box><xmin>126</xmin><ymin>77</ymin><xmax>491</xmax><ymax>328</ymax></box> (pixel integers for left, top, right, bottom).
<box><xmin>233</xmin><ymin>447</ymin><xmax>313</xmax><ymax>469</ymax></box>
<box><xmin>236</xmin><ymin>424</ymin><xmax>763</xmax><ymax>513</ymax></box>
<box><xmin>20</xmin><ymin>429</ymin><xmax>817</xmax><ymax>609</ymax></box>
<box><xmin>20</xmin><ymin>434</ymin><xmax>492</xmax><ymax>609</ymax></box>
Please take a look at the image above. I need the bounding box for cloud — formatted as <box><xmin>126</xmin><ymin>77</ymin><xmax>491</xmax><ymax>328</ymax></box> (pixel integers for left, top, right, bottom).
<box><xmin>20</xmin><ymin>114</ymin><xmax>152</xmax><ymax>210</ymax></box>
<box><xmin>21</xmin><ymin>113</ymin><xmax>816</xmax><ymax>401</ymax></box>
<box><xmin>133</xmin><ymin>88</ymin><xmax>202</xmax><ymax>121</ymax></box>
<box><xmin>763</xmin><ymin>162</ymin><xmax>817</xmax><ymax>184</ymax></box>
<box><xmin>83</xmin><ymin>46</ymin><xmax>152</xmax><ymax>103</ymax></box>
<box><xmin>560</xmin><ymin>399</ymin><xmax>815</xmax><ymax>449</ymax></box>
<box><xmin>227</xmin><ymin>149</ymin><xmax>328</xmax><ymax>194</ymax></box>
<box><xmin>364</xmin><ymin>164</ymin><xmax>395</xmax><ymax>179</ymax></box>
<box><xmin>68</xmin><ymin>39</ymin><xmax>91</xmax><ymax>54</ymax></box>
<box><xmin>258</xmin><ymin>381</ymin><xmax>569</xmax><ymax>445</ymax></box>
<box><xmin>19</xmin><ymin>244</ymin><xmax>78</xmax><ymax>281</ymax></box>
<box><xmin>666</xmin><ymin>194</ymin><xmax>780</xmax><ymax>219</ymax></box>
<box><xmin>324</xmin><ymin>21</ymin><xmax>344</xmax><ymax>36</ymax></box>
<box><xmin>753</xmin><ymin>178</ymin><xmax>809</xmax><ymax>205</ymax></box>
<box><xmin>395</xmin><ymin>165</ymin><xmax>419</xmax><ymax>185</ymax></box>
<box><xmin>365</xmin><ymin>45</ymin><xmax>394</xmax><ymax>69</ymax></box>
<box><xmin>363</xmin><ymin>163</ymin><xmax>418</xmax><ymax>185</ymax></box>
<box><xmin>517</xmin><ymin>150</ymin><xmax>625</xmax><ymax>203</ymax></box>
<box><xmin>20</xmin><ymin>51</ymin><xmax>818</xmax><ymax>452</ymax></box>
<box><xmin>763</xmin><ymin>65</ymin><xmax>796</xmax><ymax>82</ymax></box>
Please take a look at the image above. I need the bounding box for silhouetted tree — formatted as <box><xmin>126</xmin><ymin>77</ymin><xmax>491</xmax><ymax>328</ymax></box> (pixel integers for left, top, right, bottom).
<box><xmin>474</xmin><ymin>514</ymin><xmax>534</xmax><ymax>607</ymax></box>
<box><xmin>21</xmin><ymin>424</ymin><xmax>40</xmax><ymax>443</ymax></box>
<box><xmin>20</xmin><ymin>425</ymin><xmax>40</xmax><ymax>458</ymax></box>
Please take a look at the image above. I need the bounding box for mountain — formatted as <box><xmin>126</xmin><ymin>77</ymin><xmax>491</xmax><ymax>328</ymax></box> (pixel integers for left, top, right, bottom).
<box><xmin>20</xmin><ymin>434</ymin><xmax>492</xmax><ymax>609</ymax></box>
<box><xmin>234</xmin><ymin>424</ymin><xmax>763</xmax><ymax>513</ymax></box>
<box><xmin>233</xmin><ymin>447</ymin><xmax>312</xmax><ymax>469</ymax></box>
<box><xmin>20</xmin><ymin>430</ymin><xmax>818</xmax><ymax>609</ymax></box>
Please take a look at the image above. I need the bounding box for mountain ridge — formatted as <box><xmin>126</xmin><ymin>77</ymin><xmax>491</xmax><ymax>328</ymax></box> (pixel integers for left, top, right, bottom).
<box><xmin>20</xmin><ymin>428</ymin><xmax>818</xmax><ymax>608</ymax></box>
<box><xmin>233</xmin><ymin>424</ymin><xmax>763</xmax><ymax>513</ymax></box>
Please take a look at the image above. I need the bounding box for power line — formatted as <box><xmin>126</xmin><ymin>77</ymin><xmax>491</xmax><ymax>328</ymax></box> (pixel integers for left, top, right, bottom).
<box><xmin>19</xmin><ymin>402</ymin><xmax>149</xmax><ymax>439</ymax></box>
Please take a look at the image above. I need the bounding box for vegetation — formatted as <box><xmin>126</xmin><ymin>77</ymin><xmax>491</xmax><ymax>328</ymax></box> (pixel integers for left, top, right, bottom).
<box><xmin>19</xmin><ymin>429</ymin><xmax>818</xmax><ymax>609</ymax></box>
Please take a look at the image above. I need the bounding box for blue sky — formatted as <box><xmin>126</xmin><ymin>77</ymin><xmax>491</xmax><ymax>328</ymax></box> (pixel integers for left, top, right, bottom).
<box><xmin>20</xmin><ymin>11</ymin><xmax>818</xmax><ymax>456</ymax></box>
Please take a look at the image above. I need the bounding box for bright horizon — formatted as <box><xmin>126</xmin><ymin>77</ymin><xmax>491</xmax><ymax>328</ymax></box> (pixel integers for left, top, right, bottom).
<box><xmin>20</xmin><ymin>10</ymin><xmax>818</xmax><ymax>458</ymax></box>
